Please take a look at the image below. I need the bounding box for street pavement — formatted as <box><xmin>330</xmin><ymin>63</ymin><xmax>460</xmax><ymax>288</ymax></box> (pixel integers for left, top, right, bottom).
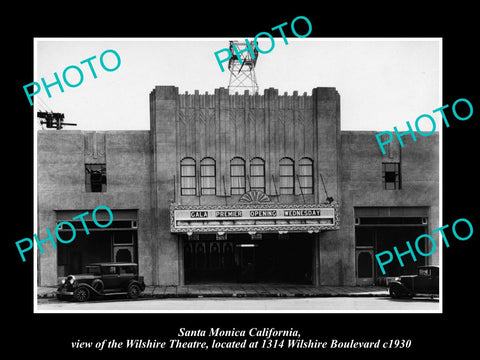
<box><xmin>36</xmin><ymin>296</ymin><xmax>440</xmax><ymax>312</ymax></box>
<box><xmin>37</xmin><ymin>283</ymin><xmax>390</xmax><ymax>299</ymax></box>
<box><xmin>37</xmin><ymin>283</ymin><xmax>439</xmax><ymax>312</ymax></box>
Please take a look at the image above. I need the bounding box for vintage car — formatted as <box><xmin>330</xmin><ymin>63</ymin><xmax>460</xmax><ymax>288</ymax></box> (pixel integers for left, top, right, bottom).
<box><xmin>388</xmin><ymin>265</ymin><xmax>439</xmax><ymax>298</ymax></box>
<box><xmin>56</xmin><ymin>262</ymin><xmax>146</xmax><ymax>302</ymax></box>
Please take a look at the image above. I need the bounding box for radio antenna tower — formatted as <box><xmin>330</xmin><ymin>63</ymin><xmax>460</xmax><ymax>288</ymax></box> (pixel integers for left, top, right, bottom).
<box><xmin>228</xmin><ymin>40</ymin><xmax>259</xmax><ymax>94</ymax></box>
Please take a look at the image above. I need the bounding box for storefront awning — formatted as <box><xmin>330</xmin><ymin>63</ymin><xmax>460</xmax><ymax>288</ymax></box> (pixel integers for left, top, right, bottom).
<box><xmin>170</xmin><ymin>202</ymin><xmax>339</xmax><ymax>234</ymax></box>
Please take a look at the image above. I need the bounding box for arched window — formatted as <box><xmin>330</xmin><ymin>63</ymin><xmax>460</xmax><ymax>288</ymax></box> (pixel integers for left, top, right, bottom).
<box><xmin>230</xmin><ymin>157</ymin><xmax>246</xmax><ymax>195</ymax></box>
<box><xmin>298</xmin><ymin>157</ymin><xmax>314</xmax><ymax>194</ymax></box>
<box><xmin>279</xmin><ymin>157</ymin><xmax>294</xmax><ymax>195</ymax></box>
<box><xmin>180</xmin><ymin>157</ymin><xmax>196</xmax><ymax>195</ymax></box>
<box><xmin>250</xmin><ymin>157</ymin><xmax>265</xmax><ymax>192</ymax></box>
<box><xmin>200</xmin><ymin>157</ymin><xmax>216</xmax><ymax>195</ymax></box>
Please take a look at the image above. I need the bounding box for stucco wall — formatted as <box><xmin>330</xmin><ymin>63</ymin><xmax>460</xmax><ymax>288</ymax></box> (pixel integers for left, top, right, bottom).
<box><xmin>336</xmin><ymin>131</ymin><xmax>440</xmax><ymax>285</ymax></box>
<box><xmin>37</xmin><ymin>130</ymin><xmax>152</xmax><ymax>286</ymax></box>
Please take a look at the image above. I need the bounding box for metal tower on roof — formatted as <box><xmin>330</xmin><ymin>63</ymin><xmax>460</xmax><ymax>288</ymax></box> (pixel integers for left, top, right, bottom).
<box><xmin>228</xmin><ymin>40</ymin><xmax>259</xmax><ymax>94</ymax></box>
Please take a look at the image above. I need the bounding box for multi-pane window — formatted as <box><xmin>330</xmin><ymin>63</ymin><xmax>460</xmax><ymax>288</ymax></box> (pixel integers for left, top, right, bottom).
<box><xmin>85</xmin><ymin>164</ymin><xmax>106</xmax><ymax>192</ymax></box>
<box><xmin>230</xmin><ymin>157</ymin><xmax>246</xmax><ymax>195</ymax></box>
<box><xmin>382</xmin><ymin>162</ymin><xmax>401</xmax><ymax>190</ymax></box>
<box><xmin>180</xmin><ymin>157</ymin><xmax>196</xmax><ymax>195</ymax></box>
<box><xmin>250</xmin><ymin>157</ymin><xmax>265</xmax><ymax>192</ymax></box>
<box><xmin>279</xmin><ymin>157</ymin><xmax>294</xmax><ymax>194</ymax></box>
<box><xmin>298</xmin><ymin>157</ymin><xmax>314</xmax><ymax>194</ymax></box>
<box><xmin>200</xmin><ymin>157</ymin><xmax>216</xmax><ymax>195</ymax></box>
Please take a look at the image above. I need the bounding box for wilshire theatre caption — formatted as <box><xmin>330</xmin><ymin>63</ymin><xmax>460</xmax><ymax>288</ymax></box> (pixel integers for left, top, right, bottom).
<box><xmin>72</xmin><ymin>328</ymin><xmax>412</xmax><ymax>351</ymax></box>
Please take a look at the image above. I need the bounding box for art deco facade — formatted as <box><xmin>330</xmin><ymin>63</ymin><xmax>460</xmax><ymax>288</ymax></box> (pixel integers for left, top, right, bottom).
<box><xmin>37</xmin><ymin>86</ymin><xmax>439</xmax><ymax>287</ymax></box>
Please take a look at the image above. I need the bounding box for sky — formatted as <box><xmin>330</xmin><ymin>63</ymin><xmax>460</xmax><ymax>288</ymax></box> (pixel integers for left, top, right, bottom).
<box><xmin>35</xmin><ymin>38</ymin><xmax>441</xmax><ymax>131</ymax></box>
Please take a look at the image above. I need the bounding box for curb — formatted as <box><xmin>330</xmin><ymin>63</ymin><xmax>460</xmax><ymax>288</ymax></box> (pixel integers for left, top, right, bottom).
<box><xmin>37</xmin><ymin>287</ymin><xmax>389</xmax><ymax>299</ymax></box>
<box><xmin>140</xmin><ymin>293</ymin><xmax>389</xmax><ymax>299</ymax></box>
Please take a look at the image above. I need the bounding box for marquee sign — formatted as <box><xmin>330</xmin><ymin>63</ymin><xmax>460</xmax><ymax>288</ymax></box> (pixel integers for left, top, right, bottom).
<box><xmin>170</xmin><ymin>202</ymin><xmax>339</xmax><ymax>234</ymax></box>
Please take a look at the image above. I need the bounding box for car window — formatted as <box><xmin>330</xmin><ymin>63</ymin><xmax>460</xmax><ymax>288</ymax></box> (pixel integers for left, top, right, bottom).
<box><xmin>101</xmin><ymin>266</ymin><xmax>118</xmax><ymax>275</ymax></box>
<box><xmin>86</xmin><ymin>266</ymin><xmax>101</xmax><ymax>275</ymax></box>
<box><xmin>119</xmin><ymin>266</ymin><xmax>136</xmax><ymax>275</ymax></box>
<box><xmin>419</xmin><ymin>268</ymin><xmax>431</xmax><ymax>276</ymax></box>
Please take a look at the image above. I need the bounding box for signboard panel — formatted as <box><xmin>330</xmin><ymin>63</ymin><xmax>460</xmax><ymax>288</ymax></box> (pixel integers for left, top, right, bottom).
<box><xmin>175</xmin><ymin>208</ymin><xmax>334</xmax><ymax>221</ymax></box>
<box><xmin>170</xmin><ymin>203</ymin><xmax>339</xmax><ymax>233</ymax></box>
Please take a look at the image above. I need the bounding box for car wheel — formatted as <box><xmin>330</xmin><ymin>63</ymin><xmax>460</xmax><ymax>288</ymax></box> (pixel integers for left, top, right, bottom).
<box><xmin>73</xmin><ymin>287</ymin><xmax>90</xmax><ymax>302</ymax></box>
<box><xmin>128</xmin><ymin>284</ymin><xmax>141</xmax><ymax>299</ymax></box>
<box><xmin>389</xmin><ymin>286</ymin><xmax>401</xmax><ymax>299</ymax></box>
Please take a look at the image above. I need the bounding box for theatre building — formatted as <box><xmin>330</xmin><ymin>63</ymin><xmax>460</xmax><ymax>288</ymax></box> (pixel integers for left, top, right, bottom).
<box><xmin>37</xmin><ymin>86</ymin><xmax>439</xmax><ymax>287</ymax></box>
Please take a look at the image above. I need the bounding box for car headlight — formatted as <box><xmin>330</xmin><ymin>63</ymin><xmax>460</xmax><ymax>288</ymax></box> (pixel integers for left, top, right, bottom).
<box><xmin>61</xmin><ymin>279</ymin><xmax>66</xmax><ymax>284</ymax></box>
<box><xmin>65</xmin><ymin>275</ymin><xmax>76</xmax><ymax>286</ymax></box>
<box><xmin>394</xmin><ymin>277</ymin><xmax>401</xmax><ymax>281</ymax></box>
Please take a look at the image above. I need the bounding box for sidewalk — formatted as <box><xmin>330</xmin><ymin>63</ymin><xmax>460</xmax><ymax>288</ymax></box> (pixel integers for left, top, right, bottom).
<box><xmin>37</xmin><ymin>283</ymin><xmax>388</xmax><ymax>299</ymax></box>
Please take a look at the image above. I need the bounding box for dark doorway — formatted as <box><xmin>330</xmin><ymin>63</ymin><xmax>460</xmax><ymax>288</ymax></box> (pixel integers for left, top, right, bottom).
<box><xmin>115</xmin><ymin>248</ymin><xmax>133</xmax><ymax>262</ymax></box>
<box><xmin>183</xmin><ymin>234</ymin><xmax>236</xmax><ymax>283</ymax></box>
<box><xmin>183</xmin><ymin>233</ymin><xmax>313</xmax><ymax>284</ymax></box>
<box><xmin>358</xmin><ymin>251</ymin><xmax>373</xmax><ymax>278</ymax></box>
<box><xmin>256</xmin><ymin>233</ymin><xmax>313</xmax><ymax>284</ymax></box>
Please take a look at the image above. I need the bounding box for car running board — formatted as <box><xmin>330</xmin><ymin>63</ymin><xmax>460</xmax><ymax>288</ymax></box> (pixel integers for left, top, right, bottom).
<box><xmin>102</xmin><ymin>292</ymin><xmax>128</xmax><ymax>296</ymax></box>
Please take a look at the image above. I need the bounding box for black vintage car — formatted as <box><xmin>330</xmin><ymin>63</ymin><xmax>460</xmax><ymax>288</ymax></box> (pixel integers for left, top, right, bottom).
<box><xmin>56</xmin><ymin>262</ymin><xmax>146</xmax><ymax>302</ymax></box>
<box><xmin>388</xmin><ymin>265</ymin><xmax>439</xmax><ymax>299</ymax></box>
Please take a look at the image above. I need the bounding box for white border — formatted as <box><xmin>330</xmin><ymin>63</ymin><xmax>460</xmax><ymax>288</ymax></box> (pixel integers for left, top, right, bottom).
<box><xmin>33</xmin><ymin>38</ymin><xmax>38</xmax><ymax>309</ymax></box>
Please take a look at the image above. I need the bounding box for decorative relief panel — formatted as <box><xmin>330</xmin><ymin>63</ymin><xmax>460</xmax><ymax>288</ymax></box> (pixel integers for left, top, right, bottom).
<box><xmin>84</xmin><ymin>131</ymin><xmax>106</xmax><ymax>163</ymax></box>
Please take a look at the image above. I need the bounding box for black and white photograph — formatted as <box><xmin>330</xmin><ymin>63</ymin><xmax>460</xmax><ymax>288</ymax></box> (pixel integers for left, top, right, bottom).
<box><xmin>33</xmin><ymin>38</ymin><xmax>441</xmax><ymax>313</ymax></box>
<box><xmin>7</xmin><ymin>5</ymin><xmax>478</xmax><ymax>357</ymax></box>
